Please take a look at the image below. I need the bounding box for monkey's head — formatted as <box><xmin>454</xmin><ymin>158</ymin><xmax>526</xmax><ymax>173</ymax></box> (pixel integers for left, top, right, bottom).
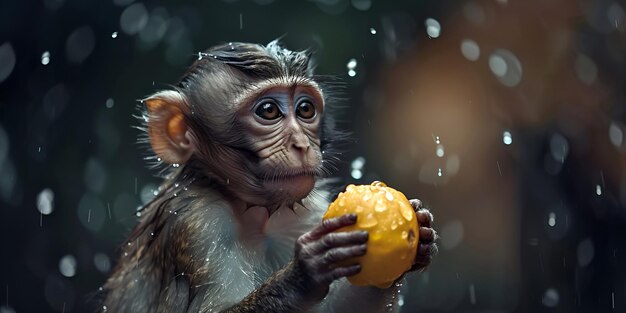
<box><xmin>143</xmin><ymin>40</ymin><xmax>340</xmax><ymax>209</ymax></box>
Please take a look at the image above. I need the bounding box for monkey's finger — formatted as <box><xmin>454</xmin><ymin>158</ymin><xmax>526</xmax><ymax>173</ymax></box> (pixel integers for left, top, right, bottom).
<box><xmin>409</xmin><ymin>199</ymin><xmax>423</xmax><ymax>211</ymax></box>
<box><xmin>417</xmin><ymin>243</ymin><xmax>439</xmax><ymax>258</ymax></box>
<box><xmin>307</xmin><ymin>214</ymin><xmax>358</xmax><ymax>239</ymax></box>
<box><xmin>416</xmin><ymin>210</ymin><xmax>433</xmax><ymax>228</ymax></box>
<box><xmin>411</xmin><ymin>255</ymin><xmax>432</xmax><ymax>271</ymax></box>
<box><xmin>324</xmin><ymin>264</ymin><xmax>362</xmax><ymax>283</ymax></box>
<box><xmin>419</xmin><ymin>227</ymin><xmax>437</xmax><ymax>244</ymax></box>
<box><xmin>320</xmin><ymin>244</ymin><xmax>367</xmax><ymax>266</ymax></box>
<box><xmin>315</xmin><ymin>231</ymin><xmax>368</xmax><ymax>252</ymax></box>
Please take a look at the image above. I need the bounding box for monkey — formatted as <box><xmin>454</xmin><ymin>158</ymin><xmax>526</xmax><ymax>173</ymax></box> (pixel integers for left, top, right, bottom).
<box><xmin>101</xmin><ymin>40</ymin><xmax>438</xmax><ymax>313</ymax></box>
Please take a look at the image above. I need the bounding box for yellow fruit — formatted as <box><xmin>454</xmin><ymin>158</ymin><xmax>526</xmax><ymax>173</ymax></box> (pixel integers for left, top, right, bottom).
<box><xmin>323</xmin><ymin>181</ymin><xmax>419</xmax><ymax>288</ymax></box>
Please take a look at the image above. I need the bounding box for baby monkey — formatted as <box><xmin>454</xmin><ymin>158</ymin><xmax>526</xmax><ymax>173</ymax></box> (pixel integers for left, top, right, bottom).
<box><xmin>102</xmin><ymin>41</ymin><xmax>437</xmax><ymax>313</ymax></box>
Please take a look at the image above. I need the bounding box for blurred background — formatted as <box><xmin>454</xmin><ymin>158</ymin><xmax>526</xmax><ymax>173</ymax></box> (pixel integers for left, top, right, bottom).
<box><xmin>1</xmin><ymin>0</ymin><xmax>625</xmax><ymax>312</ymax></box>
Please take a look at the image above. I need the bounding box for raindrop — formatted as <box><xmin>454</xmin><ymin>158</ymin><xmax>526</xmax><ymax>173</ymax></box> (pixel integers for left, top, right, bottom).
<box><xmin>502</xmin><ymin>131</ymin><xmax>513</xmax><ymax>145</ymax></box>
<box><xmin>425</xmin><ymin>18</ymin><xmax>441</xmax><ymax>38</ymax></box>
<box><xmin>575</xmin><ymin>53</ymin><xmax>597</xmax><ymax>85</ymax></box>
<box><xmin>488</xmin><ymin>49</ymin><xmax>522</xmax><ymax>87</ymax></box>
<box><xmin>78</xmin><ymin>193</ymin><xmax>106</xmax><ymax>232</ymax></box>
<box><xmin>347</xmin><ymin>58</ymin><xmax>357</xmax><ymax>69</ymax></box>
<box><xmin>542</xmin><ymin>288</ymin><xmax>559</xmax><ymax>307</ymax></box>
<box><xmin>105</xmin><ymin>98</ymin><xmax>114</xmax><ymax>108</ymax></box>
<box><xmin>41</xmin><ymin>51</ymin><xmax>51</xmax><ymax>65</ymax></box>
<box><xmin>120</xmin><ymin>3</ymin><xmax>149</xmax><ymax>35</ymax></box>
<box><xmin>434</xmin><ymin>135</ymin><xmax>441</xmax><ymax>144</ymax></box>
<box><xmin>66</xmin><ymin>26</ymin><xmax>96</xmax><ymax>64</ymax></box>
<box><xmin>140</xmin><ymin>183</ymin><xmax>158</xmax><ymax>204</ymax></box>
<box><xmin>397</xmin><ymin>294</ymin><xmax>404</xmax><ymax>306</ymax></box>
<box><xmin>460</xmin><ymin>39</ymin><xmax>480</xmax><ymax>61</ymax></box>
<box><xmin>609</xmin><ymin>122</ymin><xmax>623</xmax><ymax>148</ymax></box>
<box><xmin>348</xmin><ymin>69</ymin><xmax>356</xmax><ymax>77</ymax></box>
<box><xmin>94</xmin><ymin>252</ymin><xmax>111</xmax><ymax>273</ymax></box>
<box><xmin>440</xmin><ymin>220</ymin><xmax>464</xmax><ymax>249</ymax></box>
<box><xmin>59</xmin><ymin>255</ymin><xmax>77</xmax><ymax>277</ymax></box>
<box><xmin>577</xmin><ymin>238</ymin><xmax>594</xmax><ymax>267</ymax></box>
<box><xmin>351</xmin><ymin>0</ymin><xmax>372</xmax><ymax>11</ymax></box>
<box><xmin>608</xmin><ymin>3</ymin><xmax>625</xmax><ymax>30</ymax></box>
<box><xmin>550</xmin><ymin>133</ymin><xmax>569</xmax><ymax>163</ymax></box>
<box><xmin>0</xmin><ymin>42</ymin><xmax>16</xmax><ymax>83</ymax></box>
<box><xmin>111</xmin><ymin>32</ymin><xmax>118</xmax><ymax>38</ymax></box>
<box><xmin>351</xmin><ymin>169</ymin><xmax>363</xmax><ymax>179</ymax></box>
<box><xmin>468</xmin><ymin>284</ymin><xmax>476</xmax><ymax>304</ymax></box>
<box><xmin>436</xmin><ymin>145</ymin><xmax>445</xmax><ymax>157</ymax></box>
<box><xmin>369</xmin><ymin>27</ymin><xmax>377</xmax><ymax>35</ymax></box>
<box><xmin>490</xmin><ymin>54</ymin><xmax>507</xmax><ymax>76</ymax></box>
<box><xmin>37</xmin><ymin>188</ymin><xmax>55</xmax><ymax>215</ymax></box>
<box><xmin>351</xmin><ymin>156</ymin><xmax>366</xmax><ymax>169</ymax></box>
<box><xmin>548</xmin><ymin>212</ymin><xmax>556</xmax><ymax>227</ymax></box>
<box><xmin>419</xmin><ymin>159</ymin><xmax>450</xmax><ymax>185</ymax></box>
<box><xmin>596</xmin><ymin>184</ymin><xmax>602</xmax><ymax>196</ymax></box>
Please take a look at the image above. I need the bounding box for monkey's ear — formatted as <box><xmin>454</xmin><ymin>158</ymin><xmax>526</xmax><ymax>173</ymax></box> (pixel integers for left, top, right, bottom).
<box><xmin>144</xmin><ymin>90</ymin><xmax>194</xmax><ymax>165</ymax></box>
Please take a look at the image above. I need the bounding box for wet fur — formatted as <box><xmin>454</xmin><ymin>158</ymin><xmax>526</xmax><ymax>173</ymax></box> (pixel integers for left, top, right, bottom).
<box><xmin>102</xmin><ymin>41</ymin><xmax>398</xmax><ymax>313</ymax></box>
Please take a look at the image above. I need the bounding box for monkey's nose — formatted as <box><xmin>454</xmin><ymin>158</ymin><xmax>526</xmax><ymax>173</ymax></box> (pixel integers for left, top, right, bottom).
<box><xmin>289</xmin><ymin>133</ymin><xmax>311</xmax><ymax>158</ymax></box>
<box><xmin>291</xmin><ymin>137</ymin><xmax>310</xmax><ymax>152</ymax></box>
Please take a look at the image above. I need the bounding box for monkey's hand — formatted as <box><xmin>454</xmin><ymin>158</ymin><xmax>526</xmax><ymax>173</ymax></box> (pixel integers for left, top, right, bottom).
<box><xmin>290</xmin><ymin>213</ymin><xmax>368</xmax><ymax>301</ymax></box>
<box><xmin>408</xmin><ymin>199</ymin><xmax>438</xmax><ymax>272</ymax></box>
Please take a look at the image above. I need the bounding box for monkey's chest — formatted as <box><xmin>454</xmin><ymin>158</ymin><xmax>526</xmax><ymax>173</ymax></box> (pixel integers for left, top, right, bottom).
<box><xmin>208</xmin><ymin>208</ymin><xmax>311</xmax><ymax>305</ymax></box>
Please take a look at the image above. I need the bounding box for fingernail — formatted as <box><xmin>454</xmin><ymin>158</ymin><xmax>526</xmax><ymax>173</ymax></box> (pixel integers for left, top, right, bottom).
<box><xmin>349</xmin><ymin>214</ymin><xmax>357</xmax><ymax>221</ymax></box>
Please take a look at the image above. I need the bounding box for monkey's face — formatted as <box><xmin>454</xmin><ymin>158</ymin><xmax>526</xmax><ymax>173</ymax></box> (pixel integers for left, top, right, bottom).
<box><xmin>238</xmin><ymin>85</ymin><xmax>324</xmax><ymax>202</ymax></box>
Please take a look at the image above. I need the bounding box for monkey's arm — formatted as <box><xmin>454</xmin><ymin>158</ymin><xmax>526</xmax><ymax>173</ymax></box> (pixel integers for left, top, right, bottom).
<box><xmin>206</xmin><ymin>214</ymin><xmax>368</xmax><ymax>313</ymax></box>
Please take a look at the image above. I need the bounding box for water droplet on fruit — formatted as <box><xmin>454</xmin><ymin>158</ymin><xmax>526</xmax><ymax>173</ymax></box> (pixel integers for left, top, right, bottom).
<box><xmin>401</xmin><ymin>206</ymin><xmax>414</xmax><ymax>221</ymax></box>
<box><xmin>385</xmin><ymin>192</ymin><xmax>394</xmax><ymax>201</ymax></box>
<box><xmin>362</xmin><ymin>192</ymin><xmax>372</xmax><ymax>201</ymax></box>
<box><xmin>361</xmin><ymin>214</ymin><xmax>378</xmax><ymax>227</ymax></box>
<box><xmin>375</xmin><ymin>202</ymin><xmax>387</xmax><ymax>212</ymax></box>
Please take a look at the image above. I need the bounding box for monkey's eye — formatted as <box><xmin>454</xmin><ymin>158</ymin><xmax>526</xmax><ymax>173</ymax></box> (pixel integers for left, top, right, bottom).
<box><xmin>255</xmin><ymin>101</ymin><xmax>282</xmax><ymax>120</ymax></box>
<box><xmin>296</xmin><ymin>101</ymin><xmax>316</xmax><ymax>119</ymax></box>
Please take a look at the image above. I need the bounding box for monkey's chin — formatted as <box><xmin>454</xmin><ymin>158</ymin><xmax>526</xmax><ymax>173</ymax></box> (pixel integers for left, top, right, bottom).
<box><xmin>264</xmin><ymin>174</ymin><xmax>315</xmax><ymax>202</ymax></box>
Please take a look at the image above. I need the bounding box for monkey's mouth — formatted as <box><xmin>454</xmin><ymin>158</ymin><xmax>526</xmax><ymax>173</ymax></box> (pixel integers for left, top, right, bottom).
<box><xmin>262</xmin><ymin>168</ymin><xmax>317</xmax><ymax>182</ymax></box>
